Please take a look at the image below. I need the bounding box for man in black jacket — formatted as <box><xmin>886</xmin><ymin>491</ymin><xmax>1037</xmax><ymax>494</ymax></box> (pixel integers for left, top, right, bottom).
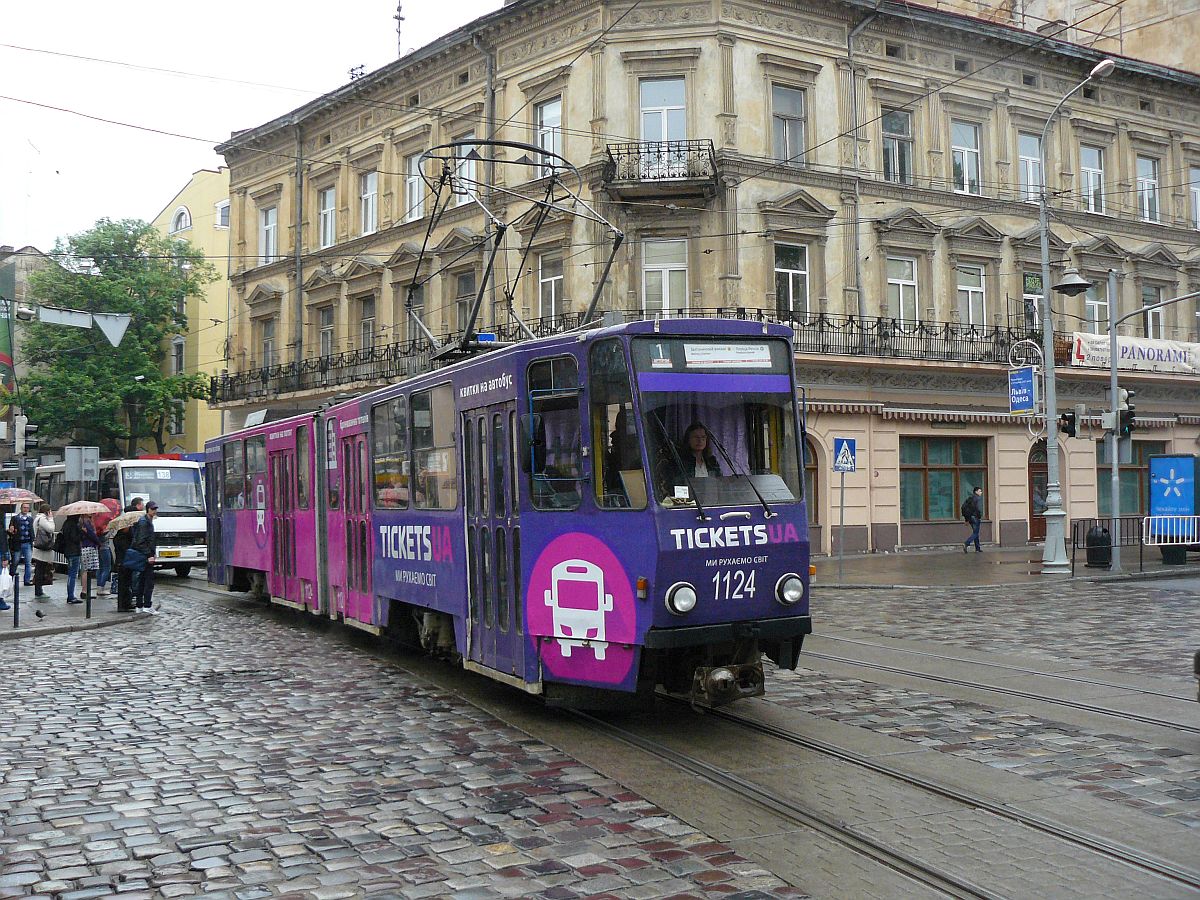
<box><xmin>962</xmin><ymin>486</ymin><xmax>984</xmax><ymax>553</ymax></box>
<box><xmin>129</xmin><ymin>501</ymin><xmax>158</xmax><ymax>613</ymax></box>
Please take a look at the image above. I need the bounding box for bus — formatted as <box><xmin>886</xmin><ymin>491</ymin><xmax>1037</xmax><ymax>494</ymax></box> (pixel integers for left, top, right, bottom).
<box><xmin>34</xmin><ymin>458</ymin><xmax>207</xmax><ymax>577</ymax></box>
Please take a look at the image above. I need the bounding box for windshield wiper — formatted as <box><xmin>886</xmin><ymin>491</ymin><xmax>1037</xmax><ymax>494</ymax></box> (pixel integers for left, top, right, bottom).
<box><xmin>707</xmin><ymin>431</ymin><xmax>776</xmax><ymax>519</ymax></box>
<box><xmin>648</xmin><ymin>413</ymin><xmax>710</xmax><ymax>522</ymax></box>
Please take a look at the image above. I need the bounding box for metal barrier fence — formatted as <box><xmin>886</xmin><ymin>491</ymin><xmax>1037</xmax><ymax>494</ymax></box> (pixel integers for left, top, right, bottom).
<box><xmin>1070</xmin><ymin>516</ymin><xmax>1144</xmax><ymax>576</ymax></box>
<box><xmin>1142</xmin><ymin>515</ymin><xmax>1200</xmax><ymax>545</ymax></box>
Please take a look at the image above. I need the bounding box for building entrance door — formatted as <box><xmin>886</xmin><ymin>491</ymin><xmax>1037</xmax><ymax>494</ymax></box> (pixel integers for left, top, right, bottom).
<box><xmin>1028</xmin><ymin>441</ymin><xmax>1047</xmax><ymax>542</ymax></box>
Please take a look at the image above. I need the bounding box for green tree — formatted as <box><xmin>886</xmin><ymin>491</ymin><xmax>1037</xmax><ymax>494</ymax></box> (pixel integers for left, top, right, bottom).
<box><xmin>17</xmin><ymin>219</ymin><xmax>216</xmax><ymax>457</ymax></box>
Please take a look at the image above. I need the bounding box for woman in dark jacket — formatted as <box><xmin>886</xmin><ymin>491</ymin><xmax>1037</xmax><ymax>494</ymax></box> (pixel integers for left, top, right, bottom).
<box><xmin>60</xmin><ymin>514</ymin><xmax>84</xmax><ymax>604</ymax></box>
<box><xmin>113</xmin><ymin>523</ymin><xmax>135</xmax><ymax>612</ymax></box>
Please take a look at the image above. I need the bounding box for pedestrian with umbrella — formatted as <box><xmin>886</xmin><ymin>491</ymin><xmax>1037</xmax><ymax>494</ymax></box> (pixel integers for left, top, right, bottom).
<box><xmin>54</xmin><ymin>501</ymin><xmax>111</xmax><ymax>605</ymax></box>
<box><xmin>106</xmin><ymin>509</ymin><xmax>144</xmax><ymax>612</ymax></box>
<box><xmin>94</xmin><ymin>498</ymin><xmax>120</xmax><ymax>597</ymax></box>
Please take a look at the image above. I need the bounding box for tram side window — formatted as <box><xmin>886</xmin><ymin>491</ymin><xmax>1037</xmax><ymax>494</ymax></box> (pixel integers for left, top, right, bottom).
<box><xmin>296</xmin><ymin>425</ymin><xmax>311</xmax><ymax>509</ymax></box>
<box><xmin>246</xmin><ymin>436</ymin><xmax>267</xmax><ymax>509</ymax></box>
<box><xmin>590</xmin><ymin>339</ymin><xmax>645</xmax><ymax>510</ymax></box>
<box><xmin>223</xmin><ymin>441</ymin><xmax>245</xmax><ymax>509</ymax></box>
<box><xmin>412</xmin><ymin>385</ymin><xmax>458</xmax><ymax>510</ymax></box>
<box><xmin>326</xmin><ymin>418</ymin><xmax>339</xmax><ymax>509</ymax></box>
<box><xmin>526</xmin><ymin>355</ymin><xmax>582</xmax><ymax>511</ymax></box>
<box><xmin>372</xmin><ymin>397</ymin><xmax>410</xmax><ymax>509</ymax></box>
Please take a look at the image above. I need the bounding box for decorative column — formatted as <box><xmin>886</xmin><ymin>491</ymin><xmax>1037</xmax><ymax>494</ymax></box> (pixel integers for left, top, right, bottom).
<box><xmin>720</xmin><ymin>175</ymin><xmax>740</xmax><ymax>308</ymax></box>
<box><xmin>718</xmin><ymin>35</ymin><xmax>737</xmax><ymax>150</ymax></box>
<box><xmin>590</xmin><ymin>42</ymin><xmax>607</xmax><ymax>162</ymax></box>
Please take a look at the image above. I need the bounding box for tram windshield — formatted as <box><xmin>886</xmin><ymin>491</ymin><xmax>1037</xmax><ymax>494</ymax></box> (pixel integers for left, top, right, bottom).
<box><xmin>631</xmin><ymin>337</ymin><xmax>802</xmax><ymax>508</ymax></box>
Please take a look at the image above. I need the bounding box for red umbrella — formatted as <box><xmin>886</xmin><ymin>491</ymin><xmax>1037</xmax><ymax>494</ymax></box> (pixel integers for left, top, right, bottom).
<box><xmin>94</xmin><ymin>497</ymin><xmax>121</xmax><ymax>533</ymax></box>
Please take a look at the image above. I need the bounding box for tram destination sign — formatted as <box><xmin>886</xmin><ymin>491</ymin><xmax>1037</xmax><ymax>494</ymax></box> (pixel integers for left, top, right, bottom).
<box><xmin>1008</xmin><ymin>365</ymin><xmax>1037</xmax><ymax>416</ymax></box>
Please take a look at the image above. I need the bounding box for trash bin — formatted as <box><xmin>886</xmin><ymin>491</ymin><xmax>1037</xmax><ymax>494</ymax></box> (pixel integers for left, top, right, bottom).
<box><xmin>1085</xmin><ymin>524</ymin><xmax>1112</xmax><ymax>568</ymax></box>
<box><xmin>1161</xmin><ymin>545</ymin><xmax>1187</xmax><ymax>566</ymax></box>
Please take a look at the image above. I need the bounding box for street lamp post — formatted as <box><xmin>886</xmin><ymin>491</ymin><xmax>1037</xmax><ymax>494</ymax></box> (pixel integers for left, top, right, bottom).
<box><xmin>1106</xmin><ymin>284</ymin><xmax>1200</xmax><ymax>573</ymax></box>
<box><xmin>1037</xmin><ymin>57</ymin><xmax>1116</xmax><ymax>574</ymax></box>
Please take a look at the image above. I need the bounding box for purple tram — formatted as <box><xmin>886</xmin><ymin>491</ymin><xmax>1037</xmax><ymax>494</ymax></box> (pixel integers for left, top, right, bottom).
<box><xmin>205</xmin><ymin>318</ymin><xmax>812</xmax><ymax>706</ymax></box>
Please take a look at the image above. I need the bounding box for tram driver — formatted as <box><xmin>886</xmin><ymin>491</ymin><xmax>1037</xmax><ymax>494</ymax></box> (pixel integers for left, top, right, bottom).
<box><xmin>655</xmin><ymin>421</ymin><xmax>722</xmax><ymax>501</ymax></box>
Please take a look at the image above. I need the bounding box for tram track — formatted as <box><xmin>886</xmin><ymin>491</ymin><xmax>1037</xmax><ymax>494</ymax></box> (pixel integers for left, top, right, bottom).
<box><xmin>818</xmin><ymin>634</ymin><xmax>1191</xmax><ymax>702</ymax></box>
<box><xmin>686</xmin><ymin>698</ymin><xmax>1200</xmax><ymax>894</ymax></box>
<box><xmin>569</xmin><ymin>707</ymin><xmax>1001</xmax><ymax>900</ymax></box>
<box><xmin>803</xmin><ymin>648</ymin><xmax>1200</xmax><ymax>735</ymax></box>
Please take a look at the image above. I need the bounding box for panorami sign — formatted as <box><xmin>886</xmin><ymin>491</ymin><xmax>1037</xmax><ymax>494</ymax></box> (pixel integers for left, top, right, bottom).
<box><xmin>1070</xmin><ymin>332</ymin><xmax>1200</xmax><ymax>375</ymax></box>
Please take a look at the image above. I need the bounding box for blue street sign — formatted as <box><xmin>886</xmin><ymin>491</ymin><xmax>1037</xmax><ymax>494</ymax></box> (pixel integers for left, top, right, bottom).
<box><xmin>1148</xmin><ymin>455</ymin><xmax>1197</xmax><ymax>518</ymax></box>
<box><xmin>832</xmin><ymin>437</ymin><xmax>857</xmax><ymax>473</ymax></box>
<box><xmin>1008</xmin><ymin>365</ymin><xmax>1037</xmax><ymax>416</ymax></box>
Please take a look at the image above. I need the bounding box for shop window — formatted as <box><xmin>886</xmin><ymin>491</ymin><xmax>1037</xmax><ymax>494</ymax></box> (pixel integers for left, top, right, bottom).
<box><xmin>900</xmin><ymin>436</ymin><xmax>986</xmax><ymax>521</ymax></box>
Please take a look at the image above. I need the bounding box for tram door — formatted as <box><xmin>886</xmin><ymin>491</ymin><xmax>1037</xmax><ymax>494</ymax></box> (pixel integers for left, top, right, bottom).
<box><xmin>464</xmin><ymin>402</ymin><xmax>522</xmax><ymax>677</ymax></box>
<box><xmin>341</xmin><ymin>433</ymin><xmax>373</xmax><ymax>622</ymax></box>
<box><xmin>268</xmin><ymin>450</ymin><xmax>297</xmax><ymax>601</ymax></box>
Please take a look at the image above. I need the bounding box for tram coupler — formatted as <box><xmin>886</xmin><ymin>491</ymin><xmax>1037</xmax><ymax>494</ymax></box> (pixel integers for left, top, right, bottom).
<box><xmin>689</xmin><ymin>662</ymin><xmax>765</xmax><ymax>708</ymax></box>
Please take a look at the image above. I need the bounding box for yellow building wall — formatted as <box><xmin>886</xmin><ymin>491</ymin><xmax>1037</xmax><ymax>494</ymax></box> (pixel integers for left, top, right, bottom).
<box><xmin>149</xmin><ymin>168</ymin><xmax>229</xmax><ymax>455</ymax></box>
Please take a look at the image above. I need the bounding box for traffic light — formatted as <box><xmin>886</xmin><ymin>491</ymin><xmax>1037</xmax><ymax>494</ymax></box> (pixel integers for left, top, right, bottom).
<box><xmin>1059</xmin><ymin>410</ymin><xmax>1077</xmax><ymax>438</ymax></box>
<box><xmin>13</xmin><ymin>415</ymin><xmax>38</xmax><ymax>456</ymax></box>
<box><xmin>1117</xmin><ymin>387</ymin><xmax>1131</xmax><ymax>411</ymax></box>
<box><xmin>1119</xmin><ymin>395</ymin><xmax>1137</xmax><ymax>437</ymax></box>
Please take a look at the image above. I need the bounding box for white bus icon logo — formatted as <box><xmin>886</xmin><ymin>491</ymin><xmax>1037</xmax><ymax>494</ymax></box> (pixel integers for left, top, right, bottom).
<box><xmin>544</xmin><ymin>559</ymin><xmax>613</xmax><ymax>660</ymax></box>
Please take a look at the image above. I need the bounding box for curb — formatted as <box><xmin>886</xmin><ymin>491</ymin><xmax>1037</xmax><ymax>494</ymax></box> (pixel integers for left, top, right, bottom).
<box><xmin>0</xmin><ymin>615</ymin><xmax>142</xmax><ymax>642</ymax></box>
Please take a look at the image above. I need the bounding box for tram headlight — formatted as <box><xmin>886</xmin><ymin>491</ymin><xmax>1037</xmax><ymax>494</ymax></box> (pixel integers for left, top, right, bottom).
<box><xmin>775</xmin><ymin>573</ymin><xmax>804</xmax><ymax>606</ymax></box>
<box><xmin>665</xmin><ymin>582</ymin><xmax>698</xmax><ymax>616</ymax></box>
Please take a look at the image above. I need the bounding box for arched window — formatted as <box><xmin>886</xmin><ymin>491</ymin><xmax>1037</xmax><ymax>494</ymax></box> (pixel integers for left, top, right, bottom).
<box><xmin>804</xmin><ymin>438</ymin><xmax>818</xmax><ymax>524</ymax></box>
<box><xmin>171</xmin><ymin>206</ymin><xmax>192</xmax><ymax>233</ymax></box>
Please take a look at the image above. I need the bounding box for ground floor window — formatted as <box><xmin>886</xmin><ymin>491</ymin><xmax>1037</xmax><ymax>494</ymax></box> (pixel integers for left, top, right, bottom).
<box><xmin>1097</xmin><ymin>440</ymin><xmax>1166</xmax><ymax>516</ymax></box>
<box><xmin>900</xmin><ymin>436</ymin><xmax>987</xmax><ymax>521</ymax></box>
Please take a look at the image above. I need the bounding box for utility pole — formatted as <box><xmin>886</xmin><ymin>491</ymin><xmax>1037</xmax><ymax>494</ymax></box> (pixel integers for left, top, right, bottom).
<box><xmin>395</xmin><ymin>2</ymin><xmax>404</xmax><ymax>57</ymax></box>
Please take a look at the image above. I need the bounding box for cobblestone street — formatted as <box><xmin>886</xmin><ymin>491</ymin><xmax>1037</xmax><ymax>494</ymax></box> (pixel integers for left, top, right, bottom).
<box><xmin>0</xmin><ymin>588</ymin><xmax>801</xmax><ymax>900</ymax></box>
<box><xmin>2</xmin><ymin>571</ymin><xmax>1198</xmax><ymax>898</ymax></box>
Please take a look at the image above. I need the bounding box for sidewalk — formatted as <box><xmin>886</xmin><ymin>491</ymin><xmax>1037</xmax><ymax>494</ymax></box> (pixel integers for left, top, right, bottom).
<box><xmin>815</xmin><ymin>544</ymin><xmax>1200</xmax><ymax>588</ymax></box>
<box><xmin>0</xmin><ymin>576</ymin><xmax>148</xmax><ymax>641</ymax></box>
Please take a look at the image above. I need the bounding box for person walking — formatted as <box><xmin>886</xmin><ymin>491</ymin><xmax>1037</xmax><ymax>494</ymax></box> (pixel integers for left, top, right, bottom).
<box><xmin>14</xmin><ymin>502</ymin><xmax>34</xmax><ymax>586</ymax></box>
<box><xmin>962</xmin><ymin>486</ymin><xmax>985</xmax><ymax>553</ymax></box>
<box><xmin>31</xmin><ymin>502</ymin><xmax>55</xmax><ymax>599</ymax></box>
<box><xmin>60</xmin><ymin>514</ymin><xmax>85</xmax><ymax>604</ymax></box>
<box><xmin>128</xmin><ymin>501</ymin><xmax>158</xmax><ymax>613</ymax></box>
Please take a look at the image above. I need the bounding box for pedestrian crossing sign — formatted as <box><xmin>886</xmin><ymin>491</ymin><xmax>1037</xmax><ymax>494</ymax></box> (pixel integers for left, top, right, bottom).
<box><xmin>832</xmin><ymin>438</ymin><xmax>857</xmax><ymax>473</ymax></box>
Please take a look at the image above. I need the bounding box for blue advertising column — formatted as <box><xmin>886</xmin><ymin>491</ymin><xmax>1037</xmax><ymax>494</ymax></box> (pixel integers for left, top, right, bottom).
<box><xmin>1148</xmin><ymin>455</ymin><xmax>1197</xmax><ymax>565</ymax></box>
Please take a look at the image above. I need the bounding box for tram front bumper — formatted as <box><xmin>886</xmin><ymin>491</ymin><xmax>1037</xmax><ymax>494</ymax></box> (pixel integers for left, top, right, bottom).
<box><xmin>642</xmin><ymin>615</ymin><xmax>812</xmax><ymax>649</ymax></box>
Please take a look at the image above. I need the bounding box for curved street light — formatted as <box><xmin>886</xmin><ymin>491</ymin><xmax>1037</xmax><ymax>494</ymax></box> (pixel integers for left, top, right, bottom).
<box><xmin>1037</xmin><ymin>57</ymin><xmax>1116</xmax><ymax>574</ymax></box>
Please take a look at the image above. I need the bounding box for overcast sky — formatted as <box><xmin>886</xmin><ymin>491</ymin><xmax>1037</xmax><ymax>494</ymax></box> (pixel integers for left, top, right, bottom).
<box><xmin>0</xmin><ymin>1</ymin><xmax>500</xmax><ymax>251</ymax></box>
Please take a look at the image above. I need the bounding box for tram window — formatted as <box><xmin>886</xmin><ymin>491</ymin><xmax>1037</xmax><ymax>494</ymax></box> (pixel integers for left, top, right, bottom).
<box><xmin>477</xmin><ymin>417</ymin><xmax>488</xmax><ymax>517</ymax></box>
<box><xmin>492</xmin><ymin>414</ymin><xmax>505</xmax><ymax>517</ymax></box>
<box><xmin>509</xmin><ymin>410</ymin><xmax>519</xmax><ymax>514</ymax></box>
<box><xmin>481</xmin><ymin>527</ymin><xmax>493</xmax><ymax>628</ymax></box>
<box><xmin>296</xmin><ymin>425</ymin><xmax>311</xmax><ymax>509</ymax></box>
<box><xmin>526</xmin><ymin>355</ymin><xmax>582</xmax><ymax>511</ymax></box>
<box><xmin>48</xmin><ymin>473</ymin><xmax>65</xmax><ymax>510</ymax></box>
<box><xmin>246</xmin><ymin>436</ymin><xmax>267</xmax><ymax>509</ymax></box>
<box><xmin>372</xmin><ymin>397</ymin><xmax>409</xmax><ymax>509</ymax></box>
<box><xmin>464</xmin><ymin>418</ymin><xmax>476</xmax><ymax>517</ymax></box>
<box><xmin>326</xmin><ymin>418</ymin><xmax>339</xmax><ymax>509</ymax></box>
<box><xmin>223</xmin><ymin>440</ymin><xmax>245</xmax><ymax>509</ymax></box>
<box><xmin>590</xmin><ymin>339</ymin><xmax>645</xmax><ymax>510</ymax></box>
<box><xmin>412</xmin><ymin>384</ymin><xmax>458</xmax><ymax>510</ymax></box>
<box><xmin>496</xmin><ymin>528</ymin><xmax>509</xmax><ymax>633</ymax></box>
<box><xmin>512</xmin><ymin>528</ymin><xmax>522</xmax><ymax>635</ymax></box>
<box><xmin>634</xmin><ymin>337</ymin><xmax>802</xmax><ymax>508</ymax></box>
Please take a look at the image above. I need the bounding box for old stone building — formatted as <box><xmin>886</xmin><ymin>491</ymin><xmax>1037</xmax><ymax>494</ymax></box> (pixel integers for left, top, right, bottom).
<box><xmin>214</xmin><ymin>0</ymin><xmax>1200</xmax><ymax>555</ymax></box>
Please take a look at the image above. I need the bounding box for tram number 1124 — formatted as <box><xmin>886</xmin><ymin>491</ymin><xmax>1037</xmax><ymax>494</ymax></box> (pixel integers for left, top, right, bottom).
<box><xmin>712</xmin><ymin>569</ymin><xmax>757</xmax><ymax>601</ymax></box>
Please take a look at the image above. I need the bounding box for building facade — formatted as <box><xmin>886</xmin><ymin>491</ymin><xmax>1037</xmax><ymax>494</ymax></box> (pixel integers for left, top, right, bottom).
<box><xmin>150</xmin><ymin>168</ymin><xmax>231</xmax><ymax>455</ymax></box>
<box><xmin>214</xmin><ymin>0</ymin><xmax>1200</xmax><ymax>555</ymax></box>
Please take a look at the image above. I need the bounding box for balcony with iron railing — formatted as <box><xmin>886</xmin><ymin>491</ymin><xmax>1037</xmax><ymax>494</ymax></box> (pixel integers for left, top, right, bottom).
<box><xmin>211</xmin><ymin>310</ymin><xmax>1052</xmax><ymax>406</ymax></box>
<box><xmin>603</xmin><ymin>140</ymin><xmax>719</xmax><ymax>202</ymax></box>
